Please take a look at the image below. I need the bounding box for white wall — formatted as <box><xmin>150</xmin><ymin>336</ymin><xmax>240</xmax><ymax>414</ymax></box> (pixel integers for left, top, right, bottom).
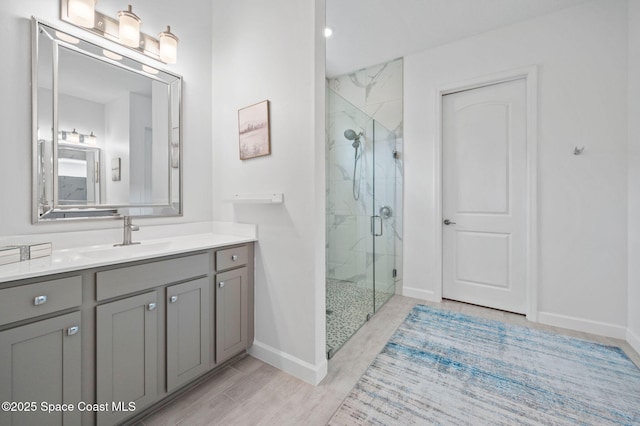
<box><xmin>0</xmin><ymin>0</ymin><xmax>212</xmax><ymax>237</ymax></box>
<box><xmin>628</xmin><ymin>1</ymin><xmax>640</xmax><ymax>353</ymax></box>
<box><xmin>404</xmin><ymin>0</ymin><xmax>629</xmax><ymax>336</ymax></box>
<box><xmin>211</xmin><ymin>0</ymin><xmax>327</xmax><ymax>384</ymax></box>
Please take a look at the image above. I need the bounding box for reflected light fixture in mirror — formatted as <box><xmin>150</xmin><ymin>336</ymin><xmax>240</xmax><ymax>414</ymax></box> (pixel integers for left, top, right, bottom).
<box><xmin>68</xmin><ymin>129</ymin><xmax>80</xmax><ymax>143</ymax></box>
<box><xmin>159</xmin><ymin>26</ymin><xmax>178</xmax><ymax>64</ymax></box>
<box><xmin>118</xmin><ymin>5</ymin><xmax>141</xmax><ymax>48</ymax></box>
<box><xmin>142</xmin><ymin>64</ymin><xmax>159</xmax><ymax>75</ymax></box>
<box><xmin>85</xmin><ymin>132</ymin><xmax>97</xmax><ymax>145</ymax></box>
<box><xmin>102</xmin><ymin>49</ymin><xmax>122</xmax><ymax>61</ymax></box>
<box><xmin>67</xmin><ymin>0</ymin><xmax>96</xmax><ymax>28</ymax></box>
<box><xmin>55</xmin><ymin>31</ymin><xmax>79</xmax><ymax>44</ymax></box>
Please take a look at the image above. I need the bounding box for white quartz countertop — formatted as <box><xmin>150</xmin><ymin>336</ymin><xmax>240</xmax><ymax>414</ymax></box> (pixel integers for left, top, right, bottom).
<box><xmin>0</xmin><ymin>233</ymin><xmax>256</xmax><ymax>284</ymax></box>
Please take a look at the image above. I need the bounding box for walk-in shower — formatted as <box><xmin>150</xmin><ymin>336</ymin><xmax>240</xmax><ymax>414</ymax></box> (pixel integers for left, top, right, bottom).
<box><xmin>326</xmin><ymin>88</ymin><xmax>398</xmax><ymax>358</ymax></box>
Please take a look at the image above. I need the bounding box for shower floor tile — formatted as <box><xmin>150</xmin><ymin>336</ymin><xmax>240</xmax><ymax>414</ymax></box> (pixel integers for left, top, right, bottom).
<box><xmin>326</xmin><ymin>279</ymin><xmax>393</xmax><ymax>357</ymax></box>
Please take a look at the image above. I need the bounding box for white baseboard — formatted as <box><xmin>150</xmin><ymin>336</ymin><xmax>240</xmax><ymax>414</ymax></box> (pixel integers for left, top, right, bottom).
<box><xmin>402</xmin><ymin>285</ymin><xmax>440</xmax><ymax>302</ymax></box>
<box><xmin>537</xmin><ymin>311</ymin><xmax>627</xmax><ymax>339</ymax></box>
<box><xmin>627</xmin><ymin>328</ymin><xmax>640</xmax><ymax>355</ymax></box>
<box><xmin>248</xmin><ymin>340</ymin><xmax>327</xmax><ymax>385</ymax></box>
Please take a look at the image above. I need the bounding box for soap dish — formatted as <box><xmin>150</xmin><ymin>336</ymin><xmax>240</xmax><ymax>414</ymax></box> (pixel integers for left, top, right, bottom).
<box><xmin>23</xmin><ymin>243</ymin><xmax>53</xmax><ymax>260</ymax></box>
<box><xmin>0</xmin><ymin>247</ymin><xmax>21</xmax><ymax>266</ymax></box>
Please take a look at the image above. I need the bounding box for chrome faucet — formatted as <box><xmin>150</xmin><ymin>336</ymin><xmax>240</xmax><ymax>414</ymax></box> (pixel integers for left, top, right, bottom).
<box><xmin>115</xmin><ymin>216</ymin><xmax>140</xmax><ymax>246</ymax></box>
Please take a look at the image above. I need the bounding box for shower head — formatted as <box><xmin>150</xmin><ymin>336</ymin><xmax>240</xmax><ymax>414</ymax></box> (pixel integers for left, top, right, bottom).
<box><xmin>344</xmin><ymin>129</ymin><xmax>363</xmax><ymax>148</ymax></box>
<box><xmin>344</xmin><ymin>129</ymin><xmax>359</xmax><ymax>140</ymax></box>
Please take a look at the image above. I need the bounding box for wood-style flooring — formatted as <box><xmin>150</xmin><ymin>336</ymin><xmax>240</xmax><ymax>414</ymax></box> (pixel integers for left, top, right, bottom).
<box><xmin>139</xmin><ymin>296</ymin><xmax>640</xmax><ymax>426</ymax></box>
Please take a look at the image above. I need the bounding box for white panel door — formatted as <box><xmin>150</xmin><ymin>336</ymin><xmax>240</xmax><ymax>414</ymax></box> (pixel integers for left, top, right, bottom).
<box><xmin>442</xmin><ymin>78</ymin><xmax>527</xmax><ymax>314</ymax></box>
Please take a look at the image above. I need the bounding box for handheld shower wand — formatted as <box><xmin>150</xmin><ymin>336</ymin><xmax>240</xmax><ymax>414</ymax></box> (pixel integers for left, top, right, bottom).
<box><xmin>344</xmin><ymin>129</ymin><xmax>363</xmax><ymax>200</ymax></box>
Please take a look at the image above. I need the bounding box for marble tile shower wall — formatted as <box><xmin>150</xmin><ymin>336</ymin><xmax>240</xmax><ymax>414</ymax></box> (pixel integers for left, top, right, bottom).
<box><xmin>327</xmin><ymin>58</ymin><xmax>404</xmax><ymax>291</ymax></box>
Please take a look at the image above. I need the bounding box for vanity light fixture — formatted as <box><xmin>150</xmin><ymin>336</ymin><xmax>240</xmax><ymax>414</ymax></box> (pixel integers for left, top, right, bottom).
<box><xmin>60</xmin><ymin>0</ymin><xmax>179</xmax><ymax>64</ymax></box>
<box><xmin>68</xmin><ymin>129</ymin><xmax>80</xmax><ymax>143</ymax></box>
<box><xmin>59</xmin><ymin>129</ymin><xmax>97</xmax><ymax>145</ymax></box>
<box><xmin>85</xmin><ymin>132</ymin><xmax>98</xmax><ymax>145</ymax></box>
<box><xmin>158</xmin><ymin>26</ymin><xmax>178</xmax><ymax>64</ymax></box>
<box><xmin>66</xmin><ymin>0</ymin><xmax>96</xmax><ymax>28</ymax></box>
<box><xmin>117</xmin><ymin>5</ymin><xmax>141</xmax><ymax>48</ymax></box>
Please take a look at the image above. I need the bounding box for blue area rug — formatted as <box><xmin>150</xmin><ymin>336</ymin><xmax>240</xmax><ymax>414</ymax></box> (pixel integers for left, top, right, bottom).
<box><xmin>330</xmin><ymin>305</ymin><xmax>640</xmax><ymax>425</ymax></box>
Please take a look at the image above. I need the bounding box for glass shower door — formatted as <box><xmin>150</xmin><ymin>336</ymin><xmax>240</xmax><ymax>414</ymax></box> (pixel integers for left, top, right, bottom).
<box><xmin>372</xmin><ymin>120</ymin><xmax>397</xmax><ymax>311</ymax></box>
<box><xmin>326</xmin><ymin>89</ymin><xmax>375</xmax><ymax>358</ymax></box>
<box><xmin>326</xmin><ymin>88</ymin><xmax>397</xmax><ymax>358</ymax></box>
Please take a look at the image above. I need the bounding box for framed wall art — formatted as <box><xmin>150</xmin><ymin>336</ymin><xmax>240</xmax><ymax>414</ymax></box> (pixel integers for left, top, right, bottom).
<box><xmin>238</xmin><ymin>100</ymin><xmax>270</xmax><ymax>160</ymax></box>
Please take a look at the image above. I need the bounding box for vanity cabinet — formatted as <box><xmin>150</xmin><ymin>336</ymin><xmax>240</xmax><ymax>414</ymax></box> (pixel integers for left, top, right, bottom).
<box><xmin>215</xmin><ymin>245</ymin><xmax>253</xmax><ymax>365</ymax></box>
<box><xmin>96</xmin><ymin>292</ymin><xmax>158</xmax><ymax>426</ymax></box>
<box><xmin>0</xmin><ymin>311</ymin><xmax>82</xmax><ymax>426</ymax></box>
<box><xmin>216</xmin><ymin>267</ymin><xmax>250</xmax><ymax>364</ymax></box>
<box><xmin>166</xmin><ymin>277</ymin><xmax>210</xmax><ymax>391</ymax></box>
<box><xmin>0</xmin><ymin>241</ymin><xmax>254</xmax><ymax>426</ymax></box>
<box><xmin>0</xmin><ymin>275</ymin><xmax>83</xmax><ymax>426</ymax></box>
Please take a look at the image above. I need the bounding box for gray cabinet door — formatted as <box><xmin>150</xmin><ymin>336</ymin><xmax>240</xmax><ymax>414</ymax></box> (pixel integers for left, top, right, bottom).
<box><xmin>216</xmin><ymin>267</ymin><xmax>249</xmax><ymax>364</ymax></box>
<box><xmin>96</xmin><ymin>292</ymin><xmax>158</xmax><ymax>426</ymax></box>
<box><xmin>166</xmin><ymin>277</ymin><xmax>210</xmax><ymax>392</ymax></box>
<box><xmin>0</xmin><ymin>311</ymin><xmax>82</xmax><ymax>426</ymax></box>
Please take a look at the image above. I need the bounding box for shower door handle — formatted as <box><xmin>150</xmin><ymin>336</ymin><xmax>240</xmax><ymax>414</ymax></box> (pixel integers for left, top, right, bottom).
<box><xmin>371</xmin><ymin>216</ymin><xmax>383</xmax><ymax>237</ymax></box>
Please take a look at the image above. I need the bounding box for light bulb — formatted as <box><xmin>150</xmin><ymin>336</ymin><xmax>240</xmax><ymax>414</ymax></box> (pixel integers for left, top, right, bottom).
<box><xmin>68</xmin><ymin>129</ymin><xmax>80</xmax><ymax>143</ymax></box>
<box><xmin>67</xmin><ymin>0</ymin><xmax>96</xmax><ymax>28</ymax></box>
<box><xmin>118</xmin><ymin>5</ymin><xmax>142</xmax><ymax>48</ymax></box>
<box><xmin>86</xmin><ymin>132</ymin><xmax>97</xmax><ymax>145</ymax></box>
<box><xmin>159</xmin><ymin>26</ymin><xmax>179</xmax><ymax>64</ymax></box>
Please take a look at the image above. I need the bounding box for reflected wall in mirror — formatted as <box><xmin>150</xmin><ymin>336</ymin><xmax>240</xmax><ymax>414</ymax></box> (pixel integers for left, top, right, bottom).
<box><xmin>32</xmin><ymin>18</ymin><xmax>182</xmax><ymax>222</ymax></box>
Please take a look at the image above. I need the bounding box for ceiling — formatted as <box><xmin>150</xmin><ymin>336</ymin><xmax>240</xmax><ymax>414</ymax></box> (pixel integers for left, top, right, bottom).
<box><xmin>326</xmin><ymin>0</ymin><xmax>589</xmax><ymax>77</ymax></box>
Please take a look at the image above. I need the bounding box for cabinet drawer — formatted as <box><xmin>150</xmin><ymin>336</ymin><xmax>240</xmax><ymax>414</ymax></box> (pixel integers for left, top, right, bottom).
<box><xmin>216</xmin><ymin>245</ymin><xmax>248</xmax><ymax>271</ymax></box>
<box><xmin>96</xmin><ymin>253</ymin><xmax>209</xmax><ymax>301</ymax></box>
<box><xmin>0</xmin><ymin>276</ymin><xmax>82</xmax><ymax>326</ymax></box>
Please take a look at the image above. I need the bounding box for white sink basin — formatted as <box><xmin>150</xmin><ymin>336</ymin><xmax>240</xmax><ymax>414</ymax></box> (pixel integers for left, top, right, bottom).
<box><xmin>79</xmin><ymin>241</ymin><xmax>174</xmax><ymax>259</ymax></box>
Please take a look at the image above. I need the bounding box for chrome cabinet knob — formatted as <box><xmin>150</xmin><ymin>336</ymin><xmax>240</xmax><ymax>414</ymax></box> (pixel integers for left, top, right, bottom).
<box><xmin>231</xmin><ymin>255</ymin><xmax>238</xmax><ymax>261</ymax></box>
<box><xmin>443</xmin><ymin>219</ymin><xmax>457</xmax><ymax>225</ymax></box>
<box><xmin>219</xmin><ymin>282</ymin><xmax>225</xmax><ymax>288</ymax></box>
<box><xmin>67</xmin><ymin>326</ymin><xmax>79</xmax><ymax>336</ymax></box>
<box><xmin>148</xmin><ymin>303</ymin><xmax>157</xmax><ymax>311</ymax></box>
<box><xmin>34</xmin><ymin>295</ymin><xmax>48</xmax><ymax>305</ymax></box>
<box><xmin>169</xmin><ymin>295</ymin><xmax>178</xmax><ymax>303</ymax></box>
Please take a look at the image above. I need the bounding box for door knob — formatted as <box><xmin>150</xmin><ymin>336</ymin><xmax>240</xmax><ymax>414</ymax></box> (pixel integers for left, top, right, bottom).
<box><xmin>443</xmin><ymin>219</ymin><xmax>456</xmax><ymax>225</ymax></box>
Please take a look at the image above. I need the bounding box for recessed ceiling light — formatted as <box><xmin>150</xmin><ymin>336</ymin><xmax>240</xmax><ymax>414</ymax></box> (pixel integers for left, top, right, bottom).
<box><xmin>324</xmin><ymin>27</ymin><xmax>333</xmax><ymax>38</ymax></box>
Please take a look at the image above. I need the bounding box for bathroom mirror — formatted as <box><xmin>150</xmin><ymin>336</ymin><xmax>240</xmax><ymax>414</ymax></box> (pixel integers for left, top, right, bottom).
<box><xmin>32</xmin><ymin>18</ymin><xmax>182</xmax><ymax>222</ymax></box>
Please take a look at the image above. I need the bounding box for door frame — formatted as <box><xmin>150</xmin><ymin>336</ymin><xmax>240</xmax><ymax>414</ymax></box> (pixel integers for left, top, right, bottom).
<box><xmin>434</xmin><ymin>66</ymin><xmax>539</xmax><ymax>321</ymax></box>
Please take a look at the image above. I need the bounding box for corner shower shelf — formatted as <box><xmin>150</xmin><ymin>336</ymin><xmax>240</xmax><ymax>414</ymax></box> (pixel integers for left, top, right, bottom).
<box><xmin>226</xmin><ymin>193</ymin><xmax>284</xmax><ymax>204</ymax></box>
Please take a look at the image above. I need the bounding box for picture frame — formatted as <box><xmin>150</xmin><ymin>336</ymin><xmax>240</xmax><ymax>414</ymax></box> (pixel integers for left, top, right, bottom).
<box><xmin>238</xmin><ymin>100</ymin><xmax>270</xmax><ymax>160</ymax></box>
